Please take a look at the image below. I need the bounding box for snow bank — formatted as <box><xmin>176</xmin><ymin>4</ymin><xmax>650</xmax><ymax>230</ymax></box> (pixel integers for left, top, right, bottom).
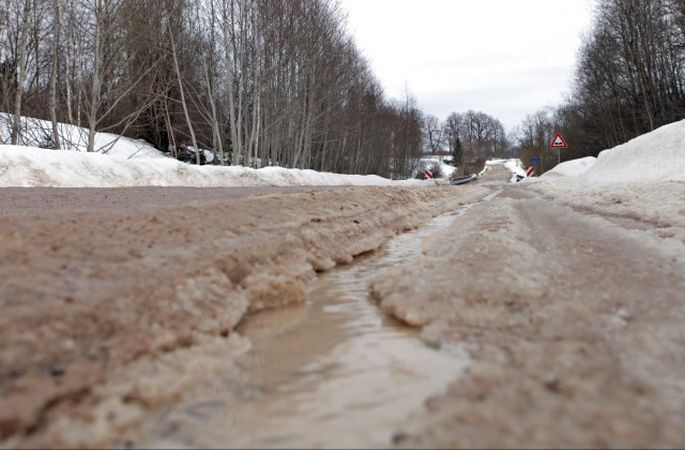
<box><xmin>503</xmin><ymin>159</ymin><xmax>527</xmax><ymax>181</ymax></box>
<box><xmin>580</xmin><ymin>119</ymin><xmax>685</xmax><ymax>184</ymax></box>
<box><xmin>530</xmin><ymin>120</ymin><xmax>685</xmax><ymax>240</ymax></box>
<box><xmin>532</xmin><ymin>119</ymin><xmax>684</xmax><ymax>186</ymax></box>
<box><xmin>0</xmin><ymin>113</ymin><xmax>166</xmax><ymax>159</ymax></box>
<box><xmin>0</xmin><ymin>145</ymin><xmax>423</xmax><ymax>188</ymax></box>
<box><xmin>540</xmin><ymin>156</ymin><xmax>596</xmax><ymax>179</ymax></box>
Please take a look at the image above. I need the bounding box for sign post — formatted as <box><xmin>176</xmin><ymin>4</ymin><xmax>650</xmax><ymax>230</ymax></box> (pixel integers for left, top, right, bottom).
<box><xmin>550</xmin><ymin>132</ymin><xmax>568</xmax><ymax>165</ymax></box>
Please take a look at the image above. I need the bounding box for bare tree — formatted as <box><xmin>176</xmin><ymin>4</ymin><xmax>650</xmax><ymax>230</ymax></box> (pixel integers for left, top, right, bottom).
<box><xmin>10</xmin><ymin>0</ymin><xmax>31</xmax><ymax>145</ymax></box>
<box><xmin>444</xmin><ymin>112</ymin><xmax>464</xmax><ymax>173</ymax></box>
<box><xmin>553</xmin><ymin>0</ymin><xmax>685</xmax><ymax>158</ymax></box>
<box><xmin>49</xmin><ymin>0</ymin><xmax>61</xmax><ymax>149</ymax></box>
<box><xmin>423</xmin><ymin>114</ymin><xmax>443</xmax><ymax>153</ymax></box>
<box><xmin>1</xmin><ymin>0</ymin><xmax>426</xmax><ymax>177</ymax></box>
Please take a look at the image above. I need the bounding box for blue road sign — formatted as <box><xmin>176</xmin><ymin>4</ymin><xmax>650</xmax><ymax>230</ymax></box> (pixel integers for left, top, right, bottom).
<box><xmin>530</xmin><ymin>156</ymin><xmax>541</xmax><ymax>163</ymax></box>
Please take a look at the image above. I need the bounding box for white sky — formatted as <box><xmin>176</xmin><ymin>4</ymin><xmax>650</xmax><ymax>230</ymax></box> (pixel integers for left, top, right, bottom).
<box><xmin>338</xmin><ymin>0</ymin><xmax>594</xmax><ymax>130</ymax></box>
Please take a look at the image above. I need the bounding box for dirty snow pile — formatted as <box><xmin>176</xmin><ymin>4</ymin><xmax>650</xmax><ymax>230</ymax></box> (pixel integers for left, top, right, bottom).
<box><xmin>530</xmin><ymin>119</ymin><xmax>685</xmax><ymax>237</ymax></box>
<box><xmin>0</xmin><ymin>145</ymin><xmax>429</xmax><ymax>188</ymax></box>
<box><xmin>537</xmin><ymin>119</ymin><xmax>685</xmax><ymax>184</ymax></box>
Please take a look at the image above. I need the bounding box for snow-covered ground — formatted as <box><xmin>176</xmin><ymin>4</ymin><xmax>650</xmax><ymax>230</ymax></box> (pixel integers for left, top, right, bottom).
<box><xmin>503</xmin><ymin>159</ymin><xmax>526</xmax><ymax>181</ymax></box>
<box><xmin>539</xmin><ymin>156</ymin><xmax>596</xmax><ymax>178</ymax></box>
<box><xmin>0</xmin><ymin>114</ymin><xmax>165</xmax><ymax>159</ymax></box>
<box><xmin>0</xmin><ymin>114</ymin><xmax>439</xmax><ymax>188</ymax></box>
<box><xmin>0</xmin><ymin>145</ymin><xmax>429</xmax><ymax>188</ymax></box>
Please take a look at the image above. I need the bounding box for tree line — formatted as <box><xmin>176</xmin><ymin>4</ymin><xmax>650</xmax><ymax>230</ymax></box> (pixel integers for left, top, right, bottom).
<box><xmin>512</xmin><ymin>0</ymin><xmax>684</xmax><ymax>170</ymax></box>
<box><xmin>0</xmin><ymin>0</ymin><xmax>424</xmax><ymax>178</ymax></box>
<box><xmin>423</xmin><ymin>110</ymin><xmax>509</xmax><ymax>175</ymax></box>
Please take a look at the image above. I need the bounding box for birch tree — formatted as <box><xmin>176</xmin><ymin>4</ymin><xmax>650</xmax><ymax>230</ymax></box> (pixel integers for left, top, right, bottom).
<box><xmin>49</xmin><ymin>0</ymin><xmax>61</xmax><ymax>149</ymax></box>
<box><xmin>1</xmin><ymin>0</ymin><xmax>427</xmax><ymax>177</ymax></box>
<box><xmin>10</xmin><ymin>0</ymin><xmax>31</xmax><ymax>145</ymax></box>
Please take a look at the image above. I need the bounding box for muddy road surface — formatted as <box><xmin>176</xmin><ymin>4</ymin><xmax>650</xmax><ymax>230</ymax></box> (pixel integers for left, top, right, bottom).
<box><xmin>0</xmin><ymin>180</ymin><xmax>494</xmax><ymax>447</ymax></box>
<box><xmin>3</xmin><ymin>163</ymin><xmax>685</xmax><ymax>448</ymax></box>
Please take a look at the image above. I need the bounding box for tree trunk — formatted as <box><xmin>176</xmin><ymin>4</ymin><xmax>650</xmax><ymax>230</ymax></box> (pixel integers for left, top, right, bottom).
<box><xmin>170</xmin><ymin>32</ymin><xmax>199</xmax><ymax>163</ymax></box>
<box><xmin>87</xmin><ymin>0</ymin><xmax>102</xmax><ymax>153</ymax></box>
<box><xmin>11</xmin><ymin>0</ymin><xmax>32</xmax><ymax>146</ymax></box>
<box><xmin>50</xmin><ymin>0</ymin><xmax>62</xmax><ymax>150</ymax></box>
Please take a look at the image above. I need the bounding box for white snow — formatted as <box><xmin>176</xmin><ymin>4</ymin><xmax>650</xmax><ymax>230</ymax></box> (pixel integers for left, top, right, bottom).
<box><xmin>420</xmin><ymin>156</ymin><xmax>456</xmax><ymax>179</ymax></box>
<box><xmin>0</xmin><ymin>114</ymin><xmax>436</xmax><ymax>188</ymax></box>
<box><xmin>0</xmin><ymin>113</ymin><xmax>166</xmax><ymax>159</ymax></box>
<box><xmin>540</xmin><ymin>156</ymin><xmax>596</xmax><ymax>179</ymax></box>
<box><xmin>536</xmin><ymin>119</ymin><xmax>685</xmax><ymax>185</ymax></box>
<box><xmin>503</xmin><ymin>159</ymin><xmax>527</xmax><ymax>181</ymax></box>
<box><xmin>579</xmin><ymin>120</ymin><xmax>685</xmax><ymax>184</ymax></box>
<box><xmin>0</xmin><ymin>145</ymin><xmax>426</xmax><ymax>188</ymax></box>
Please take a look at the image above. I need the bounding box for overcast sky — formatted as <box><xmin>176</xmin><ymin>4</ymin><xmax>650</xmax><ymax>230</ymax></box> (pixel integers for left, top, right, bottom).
<box><xmin>339</xmin><ymin>0</ymin><xmax>594</xmax><ymax>130</ymax></box>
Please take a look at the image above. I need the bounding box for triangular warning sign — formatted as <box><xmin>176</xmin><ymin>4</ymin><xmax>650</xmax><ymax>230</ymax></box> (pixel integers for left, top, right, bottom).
<box><xmin>550</xmin><ymin>132</ymin><xmax>568</xmax><ymax>149</ymax></box>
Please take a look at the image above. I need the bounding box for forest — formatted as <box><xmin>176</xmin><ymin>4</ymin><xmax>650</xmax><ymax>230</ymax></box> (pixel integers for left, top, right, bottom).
<box><xmin>0</xmin><ymin>0</ymin><xmax>424</xmax><ymax>178</ymax></box>
<box><xmin>423</xmin><ymin>110</ymin><xmax>509</xmax><ymax>176</ymax></box>
<box><xmin>1</xmin><ymin>0</ymin><xmax>683</xmax><ymax>178</ymax></box>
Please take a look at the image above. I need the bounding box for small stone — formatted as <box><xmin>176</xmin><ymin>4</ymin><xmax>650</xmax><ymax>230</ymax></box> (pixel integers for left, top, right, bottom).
<box><xmin>49</xmin><ymin>364</ymin><xmax>65</xmax><ymax>377</ymax></box>
<box><xmin>617</xmin><ymin>308</ymin><xmax>633</xmax><ymax>322</ymax></box>
<box><xmin>392</xmin><ymin>432</ymin><xmax>410</xmax><ymax>445</ymax></box>
<box><xmin>544</xmin><ymin>376</ymin><xmax>562</xmax><ymax>393</ymax></box>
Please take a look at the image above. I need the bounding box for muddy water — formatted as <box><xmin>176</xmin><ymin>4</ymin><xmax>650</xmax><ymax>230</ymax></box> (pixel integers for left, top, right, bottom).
<box><xmin>139</xmin><ymin>208</ymin><xmax>475</xmax><ymax>449</ymax></box>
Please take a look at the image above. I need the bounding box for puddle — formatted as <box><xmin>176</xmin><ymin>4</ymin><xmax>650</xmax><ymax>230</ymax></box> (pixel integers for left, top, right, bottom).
<box><xmin>137</xmin><ymin>205</ymin><xmax>484</xmax><ymax>449</ymax></box>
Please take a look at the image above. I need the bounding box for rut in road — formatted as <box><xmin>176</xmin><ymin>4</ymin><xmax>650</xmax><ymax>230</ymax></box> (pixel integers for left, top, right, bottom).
<box><xmin>370</xmin><ymin>185</ymin><xmax>685</xmax><ymax>448</ymax></box>
<box><xmin>134</xmin><ymin>190</ymin><xmax>503</xmax><ymax>448</ymax></box>
<box><xmin>0</xmin><ymin>185</ymin><xmax>476</xmax><ymax>448</ymax></box>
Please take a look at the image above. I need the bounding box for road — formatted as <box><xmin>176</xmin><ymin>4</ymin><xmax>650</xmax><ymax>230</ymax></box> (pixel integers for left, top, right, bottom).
<box><xmin>2</xmin><ymin>164</ymin><xmax>684</xmax><ymax>448</ymax></box>
<box><xmin>0</xmin><ymin>186</ymin><xmax>337</xmax><ymax>215</ymax></box>
<box><xmin>372</xmin><ymin>167</ymin><xmax>685</xmax><ymax>448</ymax></box>
<box><xmin>0</xmin><ymin>181</ymin><xmax>483</xmax><ymax>447</ymax></box>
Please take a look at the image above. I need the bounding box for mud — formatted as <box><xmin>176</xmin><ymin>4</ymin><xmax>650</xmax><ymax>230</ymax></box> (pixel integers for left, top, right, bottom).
<box><xmin>0</xmin><ymin>184</ymin><xmax>488</xmax><ymax>447</ymax></box>
<box><xmin>133</xmin><ymin>208</ymin><xmax>473</xmax><ymax>449</ymax></box>
<box><xmin>370</xmin><ymin>178</ymin><xmax>685</xmax><ymax>448</ymax></box>
<box><xmin>6</xmin><ymin>163</ymin><xmax>683</xmax><ymax>448</ymax></box>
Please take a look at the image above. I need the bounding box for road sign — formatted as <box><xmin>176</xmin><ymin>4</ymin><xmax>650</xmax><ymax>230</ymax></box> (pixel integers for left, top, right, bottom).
<box><xmin>530</xmin><ymin>156</ymin><xmax>541</xmax><ymax>163</ymax></box>
<box><xmin>550</xmin><ymin>132</ymin><xmax>568</xmax><ymax>149</ymax></box>
<box><xmin>526</xmin><ymin>166</ymin><xmax>535</xmax><ymax>177</ymax></box>
<box><xmin>424</xmin><ymin>168</ymin><xmax>433</xmax><ymax>179</ymax></box>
